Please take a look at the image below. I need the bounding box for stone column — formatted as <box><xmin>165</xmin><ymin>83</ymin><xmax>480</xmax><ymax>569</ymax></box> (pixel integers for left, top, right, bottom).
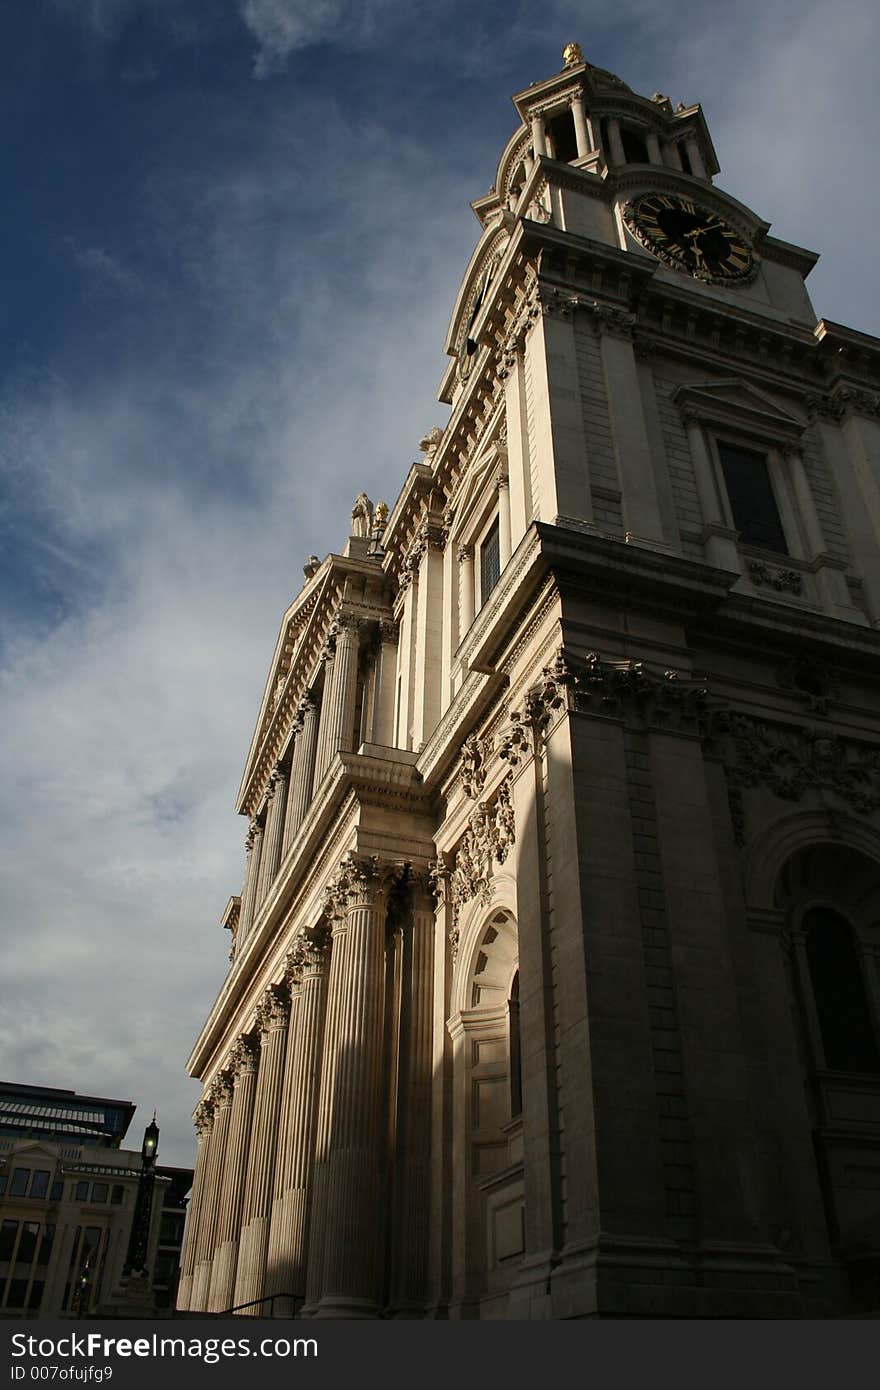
<box><xmin>208</xmin><ymin>1037</ymin><xmax>260</xmax><ymax>1313</ymax></box>
<box><xmin>176</xmin><ymin>1099</ymin><xmax>213</xmax><ymax>1311</ymax></box>
<box><xmin>234</xmin><ymin>983</ymin><xmax>291</xmax><ymax>1315</ymax></box>
<box><xmin>458</xmin><ymin>546</ymin><xmax>475</xmax><ymax>636</ymax></box>
<box><xmin>571</xmin><ymin>93</ymin><xmax>591</xmax><ymax>156</ymax></box>
<box><xmin>266</xmin><ymin>928</ymin><xmax>331</xmax><ymax>1315</ymax></box>
<box><xmin>606</xmin><ymin>116</ymin><xmax>626</xmax><ymax>165</ymax></box>
<box><xmin>530</xmin><ymin>114</ymin><xmax>546</xmax><ymax>158</ymax></box>
<box><xmin>685</xmin><ymin>135</ymin><xmax>707</xmax><ymax>178</ymax></box>
<box><xmin>388</xmin><ymin>874</ymin><xmax>435</xmax><ymax>1316</ymax></box>
<box><xmin>237</xmin><ymin>822</ymin><xmax>264</xmax><ymax>951</ymax></box>
<box><xmin>497</xmin><ymin>475</ymin><xmax>512</xmax><ymax>568</ymax></box>
<box><xmin>314</xmin><ymin>616</ymin><xmax>361</xmax><ymax>787</ymax></box>
<box><xmin>191</xmin><ymin>1073</ymin><xmax>233</xmax><ymax>1309</ymax></box>
<box><xmin>302</xmin><ymin>891</ymin><xmax>349</xmax><ymax>1313</ymax></box>
<box><xmin>283</xmin><ymin>695</ymin><xmax>320</xmax><ymax>849</ymax></box>
<box><xmin>315</xmin><ymin>856</ymin><xmax>398</xmax><ymax>1318</ymax></box>
<box><xmin>258</xmin><ymin>765</ymin><xmax>288</xmax><ymax>900</ymax></box>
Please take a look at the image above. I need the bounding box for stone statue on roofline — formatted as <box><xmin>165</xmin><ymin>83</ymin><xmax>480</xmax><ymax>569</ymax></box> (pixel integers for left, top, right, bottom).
<box><xmin>351</xmin><ymin>492</ymin><xmax>374</xmax><ymax>538</ymax></box>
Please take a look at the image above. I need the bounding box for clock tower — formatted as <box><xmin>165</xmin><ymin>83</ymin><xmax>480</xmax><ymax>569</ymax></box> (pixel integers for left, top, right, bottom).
<box><xmin>181</xmin><ymin>48</ymin><xmax>880</xmax><ymax>1319</ymax></box>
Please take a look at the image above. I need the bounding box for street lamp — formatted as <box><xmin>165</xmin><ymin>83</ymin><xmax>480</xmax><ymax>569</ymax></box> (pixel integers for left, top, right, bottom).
<box><xmin>124</xmin><ymin>1113</ymin><xmax>159</xmax><ymax>1276</ymax></box>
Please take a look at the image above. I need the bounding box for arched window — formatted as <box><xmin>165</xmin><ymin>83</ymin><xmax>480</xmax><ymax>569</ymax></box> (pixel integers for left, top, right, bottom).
<box><xmin>509</xmin><ymin>971</ymin><xmax>522</xmax><ymax>1118</ymax></box>
<box><xmin>804</xmin><ymin>909</ymin><xmax>880</xmax><ymax>1073</ymax></box>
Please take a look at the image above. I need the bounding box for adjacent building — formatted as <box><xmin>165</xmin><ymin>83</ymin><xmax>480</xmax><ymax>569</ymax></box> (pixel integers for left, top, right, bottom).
<box><xmin>0</xmin><ymin>1083</ymin><xmax>191</xmax><ymax>1317</ymax></box>
<box><xmin>180</xmin><ymin>46</ymin><xmax>880</xmax><ymax>1318</ymax></box>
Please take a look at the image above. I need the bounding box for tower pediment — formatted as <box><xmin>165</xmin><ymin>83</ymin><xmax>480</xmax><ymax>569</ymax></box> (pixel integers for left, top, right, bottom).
<box><xmin>672</xmin><ymin>378</ymin><xmax>805</xmax><ymax>443</ymax></box>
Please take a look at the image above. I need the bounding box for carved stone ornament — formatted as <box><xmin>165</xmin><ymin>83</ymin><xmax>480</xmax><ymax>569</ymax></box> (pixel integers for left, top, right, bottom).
<box><xmin>324</xmin><ymin>853</ymin><xmax>402</xmax><ymax>918</ymax></box>
<box><xmin>709</xmin><ymin>711</ymin><xmax>880</xmax><ymax>846</ymax></box>
<box><xmin>777</xmin><ymin>656</ymin><xmax>839</xmax><ymax>717</ymax></box>
<box><xmin>419</xmin><ymin>426</ymin><xmax>444</xmax><ymax>459</ymax></box>
<box><xmin>301</xmin><ymin>924</ymin><xmax>331</xmax><ymax>972</ymax></box>
<box><xmin>748</xmin><ymin>560</ymin><xmax>804</xmax><ymax>595</ymax></box>
<box><xmin>445</xmin><ymin>777</ymin><xmax>516</xmax><ymax>945</ymax></box>
<box><xmin>285</xmin><ymin>937</ymin><xmax>308</xmax><ymax>986</ymax></box>
<box><xmin>210</xmin><ymin>1072</ymin><xmax>234</xmax><ymax>1107</ymax></box>
<box><xmin>460</xmin><ymin>732</ymin><xmax>491</xmax><ymax>799</ymax></box>
<box><xmin>258</xmin><ymin>982</ymin><xmax>291</xmax><ymax>1032</ymax></box>
<box><xmin>230</xmin><ymin>1034</ymin><xmax>260</xmax><ymax>1075</ymax></box>
<box><xmin>194</xmin><ymin>1099</ymin><xmax>214</xmax><ymax>1136</ymax></box>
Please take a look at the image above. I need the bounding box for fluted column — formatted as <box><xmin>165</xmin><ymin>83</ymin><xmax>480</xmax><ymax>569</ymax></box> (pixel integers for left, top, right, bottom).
<box><xmin>238</xmin><ymin>821</ymin><xmax>264</xmax><ymax>950</ymax></box>
<box><xmin>458</xmin><ymin>546</ymin><xmax>474</xmax><ymax>636</ymax></box>
<box><xmin>191</xmin><ymin>1073</ymin><xmax>233</xmax><ymax>1309</ymax></box>
<box><xmin>258</xmin><ymin>766</ymin><xmax>287</xmax><ymax>900</ymax></box>
<box><xmin>234</xmin><ymin>982</ymin><xmax>292</xmax><ymax>1314</ymax></box>
<box><xmin>302</xmin><ymin>896</ymin><xmax>347</xmax><ymax>1314</ymax></box>
<box><xmin>176</xmin><ymin>1099</ymin><xmax>214</xmax><ymax>1311</ymax></box>
<box><xmin>316</xmin><ymin>855</ymin><xmax>398</xmax><ymax>1318</ymax></box>
<box><xmin>208</xmin><ymin>1037</ymin><xmax>260</xmax><ymax>1312</ymax></box>
<box><xmin>283</xmin><ymin>695</ymin><xmax>320</xmax><ymax>849</ymax></box>
<box><xmin>371</xmin><ymin>619</ymin><xmax>399</xmax><ymax>746</ymax></box>
<box><xmin>265</xmin><ymin>927</ymin><xmax>331</xmax><ymax>1315</ymax></box>
<box><xmin>606</xmin><ymin>116</ymin><xmax>625</xmax><ymax>165</ymax></box>
<box><xmin>388</xmin><ymin>873</ymin><xmax>436</xmax><ymax>1315</ymax></box>
<box><xmin>314</xmin><ymin>615</ymin><xmax>361</xmax><ymax>787</ymax></box>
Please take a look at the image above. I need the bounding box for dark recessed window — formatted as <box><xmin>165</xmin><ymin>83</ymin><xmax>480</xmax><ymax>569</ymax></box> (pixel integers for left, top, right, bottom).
<box><xmin>0</xmin><ymin>1221</ymin><xmax>18</xmax><ymax>1261</ymax></box>
<box><xmin>10</xmin><ymin>1169</ymin><xmax>29</xmax><ymax>1198</ymax></box>
<box><xmin>29</xmin><ymin>1171</ymin><xmax>49</xmax><ymax>1200</ymax></box>
<box><xmin>0</xmin><ymin>1174</ymin><xmax>6</xmax><ymax>1197</ymax></box>
<box><xmin>6</xmin><ymin>1278</ymin><xmax>28</xmax><ymax>1308</ymax></box>
<box><xmin>717</xmin><ymin>440</ymin><xmax>788</xmax><ymax>553</ymax></box>
<box><xmin>679</xmin><ymin>143</ymin><xmax>693</xmax><ymax>175</ymax></box>
<box><xmin>480</xmin><ymin>517</ymin><xmax>501</xmax><ymax>604</ymax></box>
<box><xmin>38</xmin><ymin>1226</ymin><xmax>55</xmax><ymax>1266</ymax></box>
<box><xmin>50</xmin><ymin>1182</ymin><xmax>63</xmax><ymax>1202</ymax></box>
<box><xmin>91</xmin><ymin>1184</ymin><xmax>108</xmax><ymax>1204</ymax></box>
<box><xmin>111</xmin><ymin>1185</ymin><xmax>124</xmax><ymax>1206</ymax></box>
<box><xmin>546</xmin><ymin>109</ymin><xmax>578</xmax><ymax>163</ymax></box>
<box><xmin>74</xmin><ymin>1182</ymin><xmax>89</xmax><ymax>1202</ymax></box>
<box><xmin>15</xmin><ymin>1223</ymin><xmax>38</xmax><ymax>1268</ymax></box>
<box><xmin>621</xmin><ymin>126</ymin><xmax>649</xmax><ymax>163</ymax></box>
<box><xmin>804</xmin><ymin>909</ymin><xmax>880</xmax><ymax>1072</ymax></box>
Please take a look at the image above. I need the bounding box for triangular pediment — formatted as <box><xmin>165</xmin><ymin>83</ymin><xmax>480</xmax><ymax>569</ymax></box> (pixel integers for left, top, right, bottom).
<box><xmin>672</xmin><ymin>378</ymin><xmax>805</xmax><ymax>443</ymax></box>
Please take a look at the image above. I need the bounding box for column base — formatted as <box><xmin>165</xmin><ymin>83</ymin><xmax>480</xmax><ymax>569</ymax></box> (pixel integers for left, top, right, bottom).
<box><xmin>313</xmin><ymin>1294</ymin><xmax>382</xmax><ymax>1319</ymax></box>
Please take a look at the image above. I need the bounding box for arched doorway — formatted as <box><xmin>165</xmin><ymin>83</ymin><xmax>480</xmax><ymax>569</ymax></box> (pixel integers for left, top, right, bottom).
<box><xmin>448</xmin><ymin>906</ymin><xmax>523</xmax><ymax>1317</ymax></box>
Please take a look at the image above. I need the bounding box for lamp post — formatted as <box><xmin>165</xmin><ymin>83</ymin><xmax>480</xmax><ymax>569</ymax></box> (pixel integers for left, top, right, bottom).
<box><xmin>124</xmin><ymin>1114</ymin><xmax>159</xmax><ymax>1277</ymax></box>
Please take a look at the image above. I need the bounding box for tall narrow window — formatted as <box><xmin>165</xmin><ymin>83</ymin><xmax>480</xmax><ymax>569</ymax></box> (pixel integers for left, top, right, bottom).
<box><xmin>509</xmin><ymin>971</ymin><xmax>523</xmax><ymax>1118</ymax></box>
<box><xmin>480</xmin><ymin>517</ymin><xmax>501</xmax><ymax>604</ymax></box>
<box><xmin>804</xmin><ymin>909</ymin><xmax>880</xmax><ymax>1072</ymax></box>
<box><xmin>717</xmin><ymin>440</ymin><xmax>788</xmax><ymax>554</ymax></box>
<box><xmin>620</xmin><ymin>126</ymin><xmax>649</xmax><ymax>163</ymax></box>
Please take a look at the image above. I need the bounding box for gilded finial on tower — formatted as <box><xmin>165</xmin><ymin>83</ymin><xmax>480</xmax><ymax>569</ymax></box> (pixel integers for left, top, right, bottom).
<box><xmin>562</xmin><ymin>42</ymin><xmax>584</xmax><ymax>67</ymax></box>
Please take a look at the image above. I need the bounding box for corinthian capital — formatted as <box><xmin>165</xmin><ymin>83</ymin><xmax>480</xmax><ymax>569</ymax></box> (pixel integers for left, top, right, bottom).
<box><xmin>259</xmin><ymin>982</ymin><xmax>291</xmax><ymax>1032</ymax></box>
<box><xmin>194</xmin><ymin>1099</ymin><xmax>214</xmax><ymax>1136</ymax></box>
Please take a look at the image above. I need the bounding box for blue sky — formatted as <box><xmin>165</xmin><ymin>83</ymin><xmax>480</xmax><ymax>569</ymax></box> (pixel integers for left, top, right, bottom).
<box><xmin>1</xmin><ymin>0</ymin><xmax>878</xmax><ymax>1166</ymax></box>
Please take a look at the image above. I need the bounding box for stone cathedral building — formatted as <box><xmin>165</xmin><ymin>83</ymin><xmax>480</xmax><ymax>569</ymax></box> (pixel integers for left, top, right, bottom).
<box><xmin>178</xmin><ymin>46</ymin><xmax>880</xmax><ymax>1319</ymax></box>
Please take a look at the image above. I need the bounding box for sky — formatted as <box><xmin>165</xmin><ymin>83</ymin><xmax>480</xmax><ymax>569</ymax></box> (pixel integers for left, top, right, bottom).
<box><xmin>1</xmin><ymin>0</ymin><xmax>878</xmax><ymax>1168</ymax></box>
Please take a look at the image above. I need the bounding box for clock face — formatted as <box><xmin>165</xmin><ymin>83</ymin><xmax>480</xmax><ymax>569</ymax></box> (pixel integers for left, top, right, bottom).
<box><xmin>624</xmin><ymin>194</ymin><xmax>755</xmax><ymax>283</ymax></box>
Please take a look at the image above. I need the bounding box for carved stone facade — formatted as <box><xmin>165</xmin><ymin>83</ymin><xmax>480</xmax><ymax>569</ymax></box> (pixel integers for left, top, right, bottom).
<box><xmin>182</xmin><ymin>49</ymin><xmax>880</xmax><ymax>1319</ymax></box>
